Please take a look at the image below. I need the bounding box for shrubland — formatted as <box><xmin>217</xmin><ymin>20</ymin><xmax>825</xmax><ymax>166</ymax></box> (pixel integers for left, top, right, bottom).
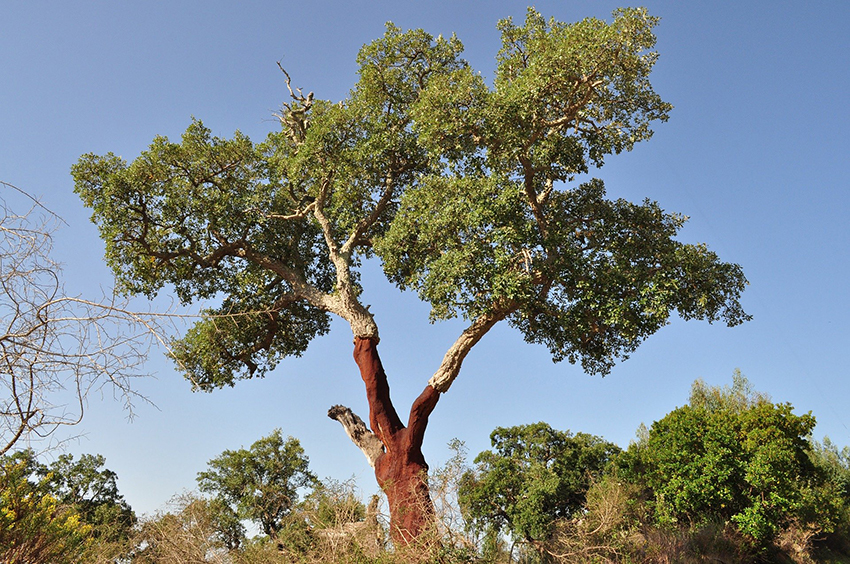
<box><xmin>4</xmin><ymin>374</ymin><xmax>849</xmax><ymax>563</ymax></box>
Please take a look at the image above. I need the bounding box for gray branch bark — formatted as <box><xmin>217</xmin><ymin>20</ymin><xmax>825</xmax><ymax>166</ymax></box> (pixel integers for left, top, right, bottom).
<box><xmin>327</xmin><ymin>405</ymin><xmax>385</xmax><ymax>467</ymax></box>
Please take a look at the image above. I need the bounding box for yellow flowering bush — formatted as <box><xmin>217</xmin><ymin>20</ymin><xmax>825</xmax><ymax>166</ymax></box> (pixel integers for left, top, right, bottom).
<box><xmin>0</xmin><ymin>453</ymin><xmax>92</xmax><ymax>564</ymax></box>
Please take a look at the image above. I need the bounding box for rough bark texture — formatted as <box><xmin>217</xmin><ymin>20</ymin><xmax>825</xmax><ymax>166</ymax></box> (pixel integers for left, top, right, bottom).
<box><xmin>429</xmin><ymin>310</ymin><xmax>508</xmax><ymax>392</ymax></box>
<box><xmin>327</xmin><ymin>405</ymin><xmax>384</xmax><ymax>467</ymax></box>
<box><xmin>352</xmin><ymin>337</ymin><xmax>440</xmax><ymax>544</ymax></box>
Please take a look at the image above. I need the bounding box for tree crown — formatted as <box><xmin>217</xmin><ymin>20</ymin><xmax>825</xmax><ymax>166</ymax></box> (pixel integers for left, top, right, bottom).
<box><xmin>73</xmin><ymin>8</ymin><xmax>749</xmax><ymax>390</ymax></box>
<box><xmin>460</xmin><ymin>422</ymin><xmax>620</xmax><ymax>543</ymax></box>
<box><xmin>622</xmin><ymin>373</ymin><xmax>836</xmax><ymax>544</ymax></box>
<box><xmin>197</xmin><ymin>430</ymin><xmax>316</xmax><ymax>538</ymax></box>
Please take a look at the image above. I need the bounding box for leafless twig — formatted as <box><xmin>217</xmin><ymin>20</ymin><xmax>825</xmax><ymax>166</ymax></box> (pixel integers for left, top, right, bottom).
<box><xmin>0</xmin><ymin>185</ymin><xmax>170</xmax><ymax>455</ymax></box>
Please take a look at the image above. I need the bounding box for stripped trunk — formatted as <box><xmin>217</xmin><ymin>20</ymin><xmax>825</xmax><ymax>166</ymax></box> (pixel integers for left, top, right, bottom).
<box><xmin>329</xmin><ymin>313</ymin><xmax>506</xmax><ymax>544</ymax></box>
<box><xmin>349</xmin><ymin>337</ymin><xmax>440</xmax><ymax>544</ymax></box>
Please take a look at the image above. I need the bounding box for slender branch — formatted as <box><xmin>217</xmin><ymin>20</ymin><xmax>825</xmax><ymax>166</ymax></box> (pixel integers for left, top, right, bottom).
<box><xmin>275</xmin><ymin>62</ymin><xmax>314</xmax><ymax>144</ymax></box>
<box><xmin>538</xmin><ymin>177</ymin><xmax>554</xmax><ymax>206</ymax></box>
<box><xmin>407</xmin><ymin>384</ymin><xmax>439</xmax><ymax>451</ymax></box>
<box><xmin>246</xmin><ymin>200</ymin><xmax>315</xmax><ymax>222</ymax></box>
<box><xmin>0</xmin><ymin>181</ymin><xmax>67</xmax><ymax>225</ymax></box>
<box><xmin>341</xmin><ymin>170</ymin><xmax>397</xmax><ymax>256</ymax></box>
<box><xmin>312</xmin><ymin>178</ymin><xmax>343</xmax><ymax>265</ymax></box>
<box><xmin>518</xmin><ymin>156</ymin><xmax>549</xmax><ymax>239</ymax></box>
<box><xmin>236</xmin><ymin>245</ymin><xmax>335</xmax><ymax>311</ymax></box>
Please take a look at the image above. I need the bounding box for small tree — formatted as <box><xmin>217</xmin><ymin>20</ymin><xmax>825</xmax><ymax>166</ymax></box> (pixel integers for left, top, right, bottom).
<box><xmin>197</xmin><ymin>429</ymin><xmax>316</xmax><ymax>540</ymax></box>
<box><xmin>460</xmin><ymin>422</ymin><xmax>620</xmax><ymax>555</ymax></box>
<box><xmin>42</xmin><ymin>453</ymin><xmax>135</xmax><ymax>544</ymax></box>
<box><xmin>74</xmin><ymin>8</ymin><xmax>750</xmax><ymax>543</ymax></box>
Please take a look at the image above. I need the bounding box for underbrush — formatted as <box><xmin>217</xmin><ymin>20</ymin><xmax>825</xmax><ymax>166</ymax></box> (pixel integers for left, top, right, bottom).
<box><xmin>123</xmin><ymin>459</ymin><xmax>850</xmax><ymax>564</ymax></box>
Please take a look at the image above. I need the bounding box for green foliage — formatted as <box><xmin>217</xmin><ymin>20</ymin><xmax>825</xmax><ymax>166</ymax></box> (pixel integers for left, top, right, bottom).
<box><xmin>42</xmin><ymin>452</ymin><xmax>135</xmax><ymax>544</ymax></box>
<box><xmin>73</xmin><ymin>120</ymin><xmax>334</xmax><ymax>391</ymax></box>
<box><xmin>0</xmin><ymin>450</ymin><xmax>135</xmax><ymax>563</ymax></box>
<box><xmin>373</xmin><ymin>8</ymin><xmax>750</xmax><ymax>375</ymax></box>
<box><xmin>0</xmin><ymin>451</ymin><xmax>92</xmax><ymax>563</ymax></box>
<box><xmin>197</xmin><ymin>429</ymin><xmax>317</xmax><ymax>539</ymax></box>
<box><xmin>459</xmin><ymin>422</ymin><xmax>620</xmax><ymax>546</ymax></box>
<box><xmin>623</xmin><ymin>372</ymin><xmax>836</xmax><ymax>545</ymax></box>
<box><xmin>810</xmin><ymin>437</ymin><xmax>850</xmax><ymax>507</ymax></box>
<box><xmin>74</xmin><ymin>7</ymin><xmax>749</xmax><ymax>393</ymax></box>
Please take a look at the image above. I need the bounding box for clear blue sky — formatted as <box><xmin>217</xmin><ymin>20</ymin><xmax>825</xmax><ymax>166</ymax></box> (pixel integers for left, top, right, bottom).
<box><xmin>2</xmin><ymin>1</ymin><xmax>848</xmax><ymax>517</ymax></box>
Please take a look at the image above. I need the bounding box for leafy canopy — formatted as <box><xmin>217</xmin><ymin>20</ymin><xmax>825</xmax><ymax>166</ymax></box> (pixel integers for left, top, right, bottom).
<box><xmin>73</xmin><ymin>8</ymin><xmax>749</xmax><ymax>391</ymax></box>
<box><xmin>0</xmin><ymin>450</ymin><xmax>134</xmax><ymax>562</ymax></box>
<box><xmin>42</xmin><ymin>453</ymin><xmax>135</xmax><ymax>544</ymax></box>
<box><xmin>197</xmin><ymin>429</ymin><xmax>317</xmax><ymax>539</ymax></box>
<box><xmin>459</xmin><ymin>422</ymin><xmax>620</xmax><ymax>544</ymax></box>
<box><xmin>622</xmin><ymin>372</ymin><xmax>838</xmax><ymax>544</ymax></box>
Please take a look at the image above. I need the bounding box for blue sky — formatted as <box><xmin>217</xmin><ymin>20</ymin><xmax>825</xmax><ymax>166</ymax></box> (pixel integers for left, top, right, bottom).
<box><xmin>2</xmin><ymin>1</ymin><xmax>849</xmax><ymax>517</ymax></box>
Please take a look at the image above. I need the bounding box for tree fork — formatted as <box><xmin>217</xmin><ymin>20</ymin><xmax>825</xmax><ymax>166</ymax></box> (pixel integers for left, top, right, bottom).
<box><xmin>331</xmin><ymin>337</ymin><xmax>441</xmax><ymax>544</ymax></box>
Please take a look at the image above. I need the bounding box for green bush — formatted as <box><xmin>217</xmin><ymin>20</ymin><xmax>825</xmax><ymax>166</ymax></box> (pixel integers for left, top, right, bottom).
<box><xmin>622</xmin><ymin>372</ymin><xmax>842</xmax><ymax>546</ymax></box>
<box><xmin>0</xmin><ymin>450</ymin><xmax>135</xmax><ymax>564</ymax></box>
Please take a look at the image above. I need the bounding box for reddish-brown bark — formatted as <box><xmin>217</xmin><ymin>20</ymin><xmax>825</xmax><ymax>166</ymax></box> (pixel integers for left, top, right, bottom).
<box><xmin>353</xmin><ymin>337</ymin><xmax>440</xmax><ymax>544</ymax></box>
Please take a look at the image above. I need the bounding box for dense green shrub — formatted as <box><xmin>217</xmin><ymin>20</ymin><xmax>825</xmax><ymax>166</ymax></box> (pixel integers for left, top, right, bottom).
<box><xmin>1</xmin><ymin>452</ymin><xmax>90</xmax><ymax>564</ymax></box>
<box><xmin>622</xmin><ymin>373</ymin><xmax>841</xmax><ymax>546</ymax></box>
<box><xmin>0</xmin><ymin>450</ymin><xmax>134</xmax><ymax>563</ymax></box>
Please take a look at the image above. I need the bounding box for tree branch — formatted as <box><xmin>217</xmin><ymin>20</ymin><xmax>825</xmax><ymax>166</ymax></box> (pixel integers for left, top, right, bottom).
<box><xmin>518</xmin><ymin>156</ymin><xmax>549</xmax><ymax>239</ymax></box>
<box><xmin>327</xmin><ymin>405</ymin><xmax>385</xmax><ymax>467</ymax></box>
<box><xmin>353</xmin><ymin>337</ymin><xmax>404</xmax><ymax>445</ymax></box>
<box><xmin>428</xmin><ymin>308</ymin><xmax>513</xmax><ymax>393</ymax></box>
<box><xmin>341</xmin><ymin>170</ymin><xmax>397</xmax><ymax>256</ymax></box>
<box><xmin>275</xmin><ymin>63</ymin><xmax>314</xmax><ymax>144</ymax></box>
<box><xmin>407</xmin><ymin>384</ymin><xmax>439</xmax><ymax>452</ymax></box>
<box><xmin>309</xmin><ymin>177</ymin><xmax>379</xmax><ymax>338</ymax></box>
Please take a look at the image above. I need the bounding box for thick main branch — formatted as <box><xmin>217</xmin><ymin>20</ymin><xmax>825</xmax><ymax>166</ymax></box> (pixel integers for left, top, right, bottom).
<box><xmin>353</xmin><ymin>337</ymin><xmax>403</xmax><ymax>444</ymax></box>
<box><xmin>428</xmin><ymin>309</ymin><xmax>511</xmax><ymax>393</ymax></box>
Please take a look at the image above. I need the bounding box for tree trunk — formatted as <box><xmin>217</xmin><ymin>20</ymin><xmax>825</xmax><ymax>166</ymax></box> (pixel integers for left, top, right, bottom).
<box><xmin>352</xmin><ymin>337</ymin><xmax>440</xmax><ymax>545</ymax></box>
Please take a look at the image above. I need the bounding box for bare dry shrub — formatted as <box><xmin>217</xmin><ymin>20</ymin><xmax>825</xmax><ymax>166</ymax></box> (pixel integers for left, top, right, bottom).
<box><xmin>426</xmin><ymin>440</ymin><xmax>480</xmax><ymax>560</ymax></box>
<box><xmin>264</xmin><ymin>443</ymin><xmax>480</xmax><ymax>564</ymax></box>
<box><xmin>132</xmin><ymin>492</ymin><xmax>233</xmax><ymax>564</ymax></box>
<box><xmin>539</xmin><ymin>476</ymin><xmax>759</xmax><ymax>564</ymax></box>
<box><xmin>774</xmin><ymin>520</ymin><xmax>819</xmax><ymax>564</ymax></box>
<box><xmin>243</xmin><ymin>479</ymin><xmax>386</xmax><ymax>564</ymax></box>
<box><xmin>541</xmin><ymin>474</ymin><xmax>641</xmax><ymax>563</ymax></box>
<box><xmin>0</xmin><ymin>182</ymin><xmax>171</xmax><ymax>455</ymax></box>
<box><xmin>638</xmin><ymin>521</ymin><xmax>756</xmax><ymax>564</ymax></box>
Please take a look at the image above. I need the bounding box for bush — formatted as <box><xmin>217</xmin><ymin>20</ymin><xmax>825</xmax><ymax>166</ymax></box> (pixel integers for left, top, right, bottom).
<box><xmin>621</xmin><ymin>372</ymin><xmax>842</xmax><ymax>548</ymax></box>
<box><xmin>132</xmin><ymin>493</ymin><xmax>232</xmax><ymax>564</ymax></box>
<box><xmin>0</xmin><ymin>451</ymin><xmax>92</xmax><ymax>564</ymax></box>
<box><xmin>0</xmin><ymin>450</ymin><xmax>135</xmax><ymax>564</ymax></box>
